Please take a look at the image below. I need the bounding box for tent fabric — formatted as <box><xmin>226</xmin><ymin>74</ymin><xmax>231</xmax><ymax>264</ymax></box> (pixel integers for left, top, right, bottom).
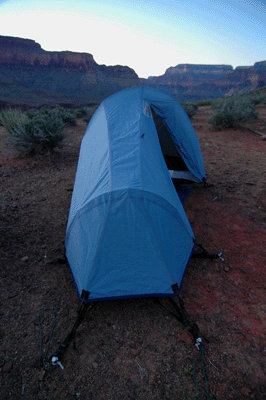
<box><xmin>65</xmin><ymin>86</ymin><xmax>205</xmax><ymax>302</ymax></box>
<box><xmin>175</xmin><ymin>184</ymin><xmax>193</xmax><ymax>206</ymax></box>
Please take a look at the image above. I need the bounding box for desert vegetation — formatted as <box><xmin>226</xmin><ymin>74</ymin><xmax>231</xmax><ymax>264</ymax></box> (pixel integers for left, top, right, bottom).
<box><xmin>0</xmin><ymin>88</ymin><xmax>265</xmax><ymax>156</ymax></box>
<box><xmin>196</xmin><ymin>87</ymin><xmax>266</xmax><ymax>131</ymax></box>
<box><xmin>1</xmin><ymin>100</ymin><xmax>266</xmax><ymax>399</ymax></box>
<box><xmin>0</xmin><ymin>106</ymin><xmax>96</xmax><ymax>155</ymax></box>
<box><xmin>0</xmin><ymin>108</ymin><xmax>28</xmax><ymax>132</ymax></box>
<box><xmin>180</xmin><ymin>89</ymin><xmax>266</xmax><ymax>129</ymax></box>
<box><xmin>208</xmin><ymin>97</ymin><xmax>258</xmax><ymax>131</ymax></box>
<box><xmin>180</xmin><ymin>101</ymin><xmax>198</xmax><ymax>118</ymax></box>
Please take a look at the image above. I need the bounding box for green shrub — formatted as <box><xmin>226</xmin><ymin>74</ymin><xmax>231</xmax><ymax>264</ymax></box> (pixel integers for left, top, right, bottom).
<box><xmin>208</xmin><ymin>98</ymin><xmax>258</xmax><ymax>131</ymax></box>
<box><xmin>59</xmin><ymin>108</ymin><xmax>76</xmax><ymax>126</ymax></box>
<box><xmin>27</xmin><ymin>107</ymin><xmax>77</xmax><ymax>126</ymax></box>
<box><xmin>44</xmin><ymin>107</ymin><xmax>76</xmax><ymax>125</ymax></box>
<box><xmin>0</xmin><ymin>109</ymin><xmax>28</xmax><ymax>132</ymax></box>
<box><xmin>10</xmin><ymin>108</ymin><xmax>65</xmax><ymax>155</ymax></box>
<box><xmin>248</xmin><ymin>92</ymin><xmax>266</xmax><ymax>105</ymax></box>
<box><xmin>195</xmin><ymin>99</ymin><xmax>214</xmax><ymax>107</ymax></box>
<box><xmin>211</xmin><ymin>99</ymin><xmax>224</xmax><ymax>109</ymax></box>
<box><xmin>181</xmin><ymin>102</ymin><xmax>198</xmax><ymax>118</ymax></box>
<box><xmin>75</xmin><ymin>107</ymin><xmax>87</xmax><ymax>118</ymax></box>
<box><xmin>83</xmin><ymin>105</ymin><xmax>98</xmax><ymax>123</ymax></box>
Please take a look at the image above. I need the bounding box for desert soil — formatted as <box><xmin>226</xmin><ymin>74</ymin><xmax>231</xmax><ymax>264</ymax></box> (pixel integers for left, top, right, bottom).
<box><xmin>0</xmin><ymin>105</ymin><xmax>266</xmax><ymax>400</ymax></box>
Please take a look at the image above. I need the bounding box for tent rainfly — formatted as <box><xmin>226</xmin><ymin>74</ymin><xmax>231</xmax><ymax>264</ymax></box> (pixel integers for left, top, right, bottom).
<box><xmin>65</xmin><ymin>86</ymin><xmax>206</xmax><ymax>303</ymax></box>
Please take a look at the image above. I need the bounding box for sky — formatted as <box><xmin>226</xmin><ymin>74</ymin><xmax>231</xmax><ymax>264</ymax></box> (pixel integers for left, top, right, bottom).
<box><xmin>0</xmin><ymin>0</ymin><xmax>265</xmax><ymax>78</ymax></box>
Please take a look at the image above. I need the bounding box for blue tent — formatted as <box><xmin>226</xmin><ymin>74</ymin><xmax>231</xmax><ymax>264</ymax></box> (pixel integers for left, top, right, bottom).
<box><xmin>65</xmin><ymin>86</ymin><xmax>206</xmax><ymax>302</ymax></box>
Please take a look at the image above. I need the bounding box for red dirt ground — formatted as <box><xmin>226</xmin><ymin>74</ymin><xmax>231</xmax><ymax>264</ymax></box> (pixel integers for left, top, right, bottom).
<box><xmin>0</xmin><ymin>105</ymin><xmax>266</xmax><ymax>399</ymax></box>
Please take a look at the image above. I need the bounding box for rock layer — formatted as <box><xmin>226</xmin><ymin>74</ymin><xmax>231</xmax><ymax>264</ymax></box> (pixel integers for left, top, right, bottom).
<box><xmin>0</xmin><ymin>35</ymin><xmax>265</xmax><ymax>107</ymax></box>
<box><xmin>0</xmin><ymin>35</ymin><xmax>140</xmax><ymax>107</ymax></box>
<box><xmin>143</xmin><ymin>61</ymin><xmax>266</xmax><ymax>100</ymax></box>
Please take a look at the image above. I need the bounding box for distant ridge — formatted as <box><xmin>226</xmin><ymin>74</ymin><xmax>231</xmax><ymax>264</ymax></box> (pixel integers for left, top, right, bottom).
<box><xmin>0</xmin><ymin>35</ymin><xmax>141</xmax><ymax>108</ymax></box>
<box><xmin>143</xmin><ymin>61</ymin><xmax>266</xmax><ymax>101</ymax></box>
<box><xmin>0</xmin><ymin>35</ymin><xmax>265</xmax><ymax>108</ymax></box>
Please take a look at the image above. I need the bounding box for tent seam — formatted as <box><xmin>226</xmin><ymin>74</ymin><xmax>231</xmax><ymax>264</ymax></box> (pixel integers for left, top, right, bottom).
<box><xmin>140</xmin><ymin>87</ymin><xmax>144</xmax><ymax>191</ymax></box>
<box><xmin>103</xmin><ymin>102</ymin><xmax>113</xmax><ymax>191</ymax></box>
<box><xmin>65</xmin><ymin>189</ymin><xmax>194</xmax><ymax>245</ymax></box>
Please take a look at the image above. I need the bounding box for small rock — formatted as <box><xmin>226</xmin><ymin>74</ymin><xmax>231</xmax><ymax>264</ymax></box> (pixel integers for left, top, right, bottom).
<box><xmin>226</xmin><ymin>187</ymin><xmax>236</xmax><ymax>192</ymax></box>
<box><xmin>250</xmin><ymin>340</ymin><xmax>256</xmax><ymax>348</ymax></box>
<box><xmin>38</xmin><ymin>368</ymin><xmax>46</xmax><ymax>381</ymax></box>
<box><xmin>260</xmin><ymin>385</ymin><xmax>266</xmax><ymax>393</ymax></box>
<box><xmin>224</xmin><ymin>266</ymin><xmax>230</xmax><ymax>272</ymax></box>
<box><xmin>127</xmin><ymin>392</ymin><xmax>137</xmax><ymax>400</ymax></box>
<box><xmin>130</xmin><ymin>348</ymin><xmax>140</xmax><ymax>356</ymax></box>
<box><xmin>8</xmin><ymin>292</ymin><xmax>18</xmax><ymax>299</ymax></box>
<box><xmin>21</xmin><ymin>256</ymin><xmax>29</xmax><ymax>262</ymax></box>
<box><xmin>240</xmin><ymin>386</ymin><xmax>251</xmax><ymax>397</ymax></box>
<box><xmin>92</xmin><ymin>362</ymin><xmax>98</xmax><ymax>369</ymax></box>
<box><xmin>3</xmin><ymin>360</ymin><xmax>13</xmax><ymax>373</ymax></box>
<box><xmin>204</xmin><ymin>316</ymin><xmax>211</xmax><ymax>322</ymax></box>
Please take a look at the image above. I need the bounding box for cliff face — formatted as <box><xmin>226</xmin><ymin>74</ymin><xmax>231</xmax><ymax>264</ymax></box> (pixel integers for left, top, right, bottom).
<box><xmin>143</xmin><ymin>62</ymin><xmax>266</xmax><ymax>101</ymax></box>
<box><xmin>0</xmin><ymin>35</ymin><xmax>140</xmax><ymax>107</ymax></box>
<box><xmin>1</xmin><ymin>35</ymin><xmax>266</xmax><ymax>107</ymax></box>
<box><xmin>219</xmin><ymin>62</ymin><xmax>266</xmax><ymax>87</ymax></box>
<box><xmin>0</xmin><ymin>36</ymin><xmax>43</xmax><ymax>51</ymax></box>
<box><xmin>147</xmin><ymin>64</ymin><xmax>233</xmax><ymax>86</ymax></box>
<box><xmin>165</xmin><ymin>64</ymin><xmax>233</xmax><ymax>76</ymax></box>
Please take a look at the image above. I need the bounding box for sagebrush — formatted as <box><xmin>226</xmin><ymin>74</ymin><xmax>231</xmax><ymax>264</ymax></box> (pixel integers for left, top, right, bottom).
<box><xmin>208</xmin><ymin>98</ymin><xmax>258</xmax><ymax>131</ymax></box>
<box><xmin>9</xmin><ymin>107</ymin><xmax>74</xmax><ymax>155</ymax></box>
<box><xmin>0</xmin><ymin>109</ymin><xmax>28</xmax><ymax>132</ymax></box>
<box><xmin>83</xmin><ymin>105</ymin><xmax>99</xmax><ymax>123</ymax></box>
<box><xmin>181</xmin><ymin>102</ymin><xmax>198</xmax><ymax>118</ymax></box>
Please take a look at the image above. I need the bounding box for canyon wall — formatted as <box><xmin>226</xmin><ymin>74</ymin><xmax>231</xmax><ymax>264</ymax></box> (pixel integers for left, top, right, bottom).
<box><xmin>0</xmin><ymin>35</ymin><xmax>265</xmax><ymax>107</ymax></box>
<box><xmin>0</xmin><ymin>36</ymin><xmax>140</xmax><ymax>107</ymax></box>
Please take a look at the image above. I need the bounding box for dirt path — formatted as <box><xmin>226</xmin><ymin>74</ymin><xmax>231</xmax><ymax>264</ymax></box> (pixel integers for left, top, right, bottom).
<box><xmin>0</xmin><ymin>106</ymin><xmax>266</xmax><ymax>399</ymax></box>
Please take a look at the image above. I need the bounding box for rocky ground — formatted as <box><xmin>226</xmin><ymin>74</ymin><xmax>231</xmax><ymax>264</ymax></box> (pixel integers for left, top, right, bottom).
<box><xmin>0</xmin><ymin>105</ymin><xmax>266</xmax><ymax>399</ymax></box>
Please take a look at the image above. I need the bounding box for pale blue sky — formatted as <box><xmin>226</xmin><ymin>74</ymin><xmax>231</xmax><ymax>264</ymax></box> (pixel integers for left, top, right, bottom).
<box><xmin>0</xmin><ymin>0</ymin><xmax>265</xmax><ymax>78</ymax></box>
